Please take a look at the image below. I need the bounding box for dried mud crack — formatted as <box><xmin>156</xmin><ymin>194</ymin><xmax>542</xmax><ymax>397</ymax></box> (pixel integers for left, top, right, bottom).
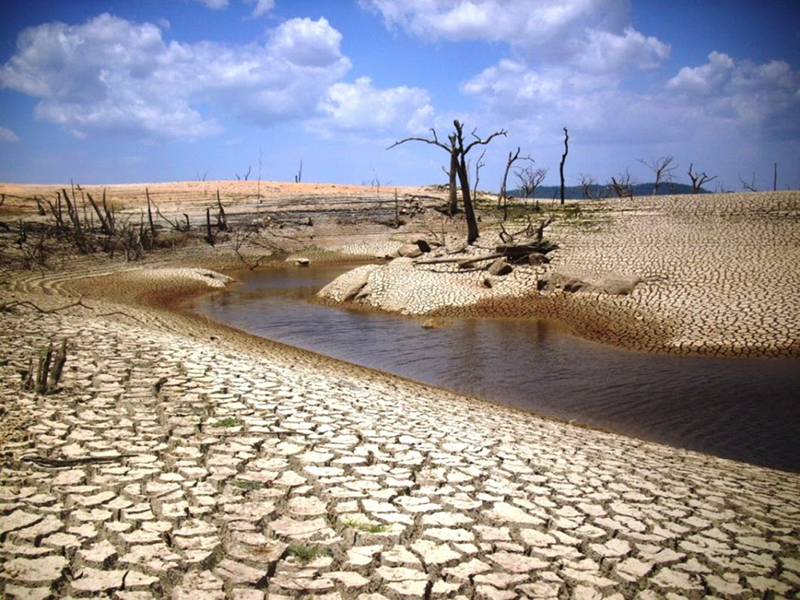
<box><xmin>1</xmin><ymin>265</ymin><xmax>799</xmax><ymax>599</ymax></box>
<box><xmin>1</xmin><ymin>188</ymin><xmax>799</xmax><ymax>599</ymax></box>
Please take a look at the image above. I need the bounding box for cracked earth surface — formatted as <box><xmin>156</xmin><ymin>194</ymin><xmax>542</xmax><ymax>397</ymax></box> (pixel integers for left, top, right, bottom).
<box><xmin>1</xmin><ymin>274</ymin><xmax>799</xmax><ymax>599</ymax></box>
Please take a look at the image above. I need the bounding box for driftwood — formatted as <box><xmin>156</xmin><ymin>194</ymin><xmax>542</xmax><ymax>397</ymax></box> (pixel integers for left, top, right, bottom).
<box><xmin>22</xmin><ymin>454</ymin><xmax>134</xmax><ymax>467</ymax></box>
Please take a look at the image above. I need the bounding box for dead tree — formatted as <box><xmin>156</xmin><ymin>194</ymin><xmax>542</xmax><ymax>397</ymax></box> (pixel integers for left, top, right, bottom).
<box><xmin>511</xmin><ymin>165</ymin><xmax>547</xmax><ymax>218</ymax></box>
<box><xmin>216</xmin><ymin>191</ymin><xmax>228</xmax><ymax>231</ymax></box>
<box><xmin>516</xmin><ymin>165</ymin><xmax>547</xmax><ymax>199</ymax></box>
<box><xmin>473</xmin><ymin>149</ymin><xmax>487</xmax><ymax>196</ymax></box>
<box><xmin>235</xmin><ymin>166</ymin><xmax>252</xmax><ymax>181</ymax></box>
<box><xmin>205</xmin><ymin>208</ymin><xmax>215</xmax><ymax>246</ymax></box>
<box><xmin>22</xmin><ymin>338</ymin><xmax>67</xmax><ymax>395</ymax></box>
<box><xmin>637</xmin><ymin>156</ymin><xmax>678</xmax><ymax>195</ymax></box>
<box><xmin>740</xmin><ymin>173</ymin><xmax>758</xmax><ymax>192</ymax></box>
<box><xmin>145</xmin><ymin>189</ymin><xmax>157</xmax><ymax>238</ymax></box>
<box><xmin>295</xmin><ymin>160</ymin><xmax>303</xmax><ymax>183</ymax></box>
<box><xmin>609</xmin><ymin>168</ymin><xmax>636</xmax><ymax>199</ymax></box>
<box><xmin>497</xmin><ymin>148</ymin><xmax>533</xmax><ymax>216</ymax></box>
<box><xmin>446</xmin><ymin>136</ymin><xmax>459</xmax><ymax>214</ymax></box>
<box><xmin>559</xmin><ymin>127</ymin><xmax>569</xmax><ymax>205</ymax></box>
<box><xmin>86</xmin><ymin>192</ymin><xmax>111</xmax><ymax>235</ymax></box>
<box><xmin>389</xmin><ymin>120</ymin><xmax>506</xmax><ymax>244</ymax></box>
<box><xmin>579</xmin><ymin>173</ymin><xmax>606</xmax><ymax>200</ymax></box>
<box><xmin>687</xmin><ymin>163</ymin><xmax>717</xmax><ymax>194</ymax></box>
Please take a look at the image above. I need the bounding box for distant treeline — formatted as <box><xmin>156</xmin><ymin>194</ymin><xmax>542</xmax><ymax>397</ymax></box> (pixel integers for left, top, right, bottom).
<box><xmin>508</xmin><ymin>182</ymin><xmax>708</xmax><ymax>200</ymax></box>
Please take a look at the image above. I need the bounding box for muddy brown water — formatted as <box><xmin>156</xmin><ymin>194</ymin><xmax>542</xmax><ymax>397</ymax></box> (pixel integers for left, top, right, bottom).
<box><xmin>186</xmin><ymin>263</ymin><xmax>800</xmax><ymax>473</ymax></box>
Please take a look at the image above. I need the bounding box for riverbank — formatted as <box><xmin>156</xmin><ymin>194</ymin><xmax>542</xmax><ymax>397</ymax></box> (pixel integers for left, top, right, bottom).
<box><xmin>1</xmin><ymin>246</ymin><xmax>799</xmax><ymax>598</ymax></box>
<box><xmin>318</xmin><ymin>191</ymin><xmax>800</xmax><ymax>358</ymax></box>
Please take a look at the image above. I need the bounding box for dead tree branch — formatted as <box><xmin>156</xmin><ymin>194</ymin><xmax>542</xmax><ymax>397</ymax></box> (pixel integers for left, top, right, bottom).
<box><xmin>638</xmin><ymin>156</ymin><xmax>678</xmax><ymax>195</ymax></box>
<box><xmin>688</xmin><ymin>163</ymin><xmax>717</xmax><ymax>194</ymax></box>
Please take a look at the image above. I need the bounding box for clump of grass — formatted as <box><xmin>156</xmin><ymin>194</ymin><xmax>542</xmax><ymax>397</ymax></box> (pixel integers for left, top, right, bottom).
<box><xmin>231</xmin><ymin>480</ymin><xmax>261</xmax><ymax>491</ymax></box>
<box><xmin>287</xmin><ymin>544</ymin><xmax>320</xmax><ymax>564</ymax></box>
<box><xmin>342</xmin><ymin>518</ymin><xmax>390</xmax><ymax>534</ymax></box>
<box><xmin>212</xmin><ymin>417</ymin><xmax>240</xmax><ymax>428</ymax></box>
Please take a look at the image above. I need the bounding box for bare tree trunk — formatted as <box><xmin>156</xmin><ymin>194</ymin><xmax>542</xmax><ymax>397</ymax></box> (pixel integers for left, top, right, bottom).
<box><xmin>453</xmin><ymin>122</ymin><xmax>479</xmax><ymax>244</ymax></box>
<box><xmin>87</xmin><ymin>193</ymin><xmax>111</xmax><ymax>234</ymax></box>
<box><xmin>448</xmin><ymin>140</ymin><xmax>458</xmax><ymax>215</ymax></box>
<box><xmin>559</xmin><ymin>127</ymin><xmax>569</xmax><ymax>206</ymax></box>
<box><xmin>146</xmin><ymin>188</ymin><xmax>156</xmax><ymax>238</ymax></box>
<box><xmin>35</xmin><ymin>342</ymin><xmax>53</xmax><ymax>395</ymax></box>
<box><xmin>205</xmin><ymin>208</ymin><xmax>214</xmax><ymax>246</ymax></box>
<box><xmin>498</xmin><ymin>148</ymin><xmax>521</xmax><ymax>211</ymax></box>
<box><xmin>47</xmin><ymin>338</ymin><xmax>67</xmax><ymax>392</ymax></box>
<box><xmin>774</xmin><ymin>163</ymin><xmax>778</xmax><ymax>191</ymax></box>
<box><xmin>216</xmin><ymin>190</ymin><xmax>228</xmax><ymax>231</ymax></box>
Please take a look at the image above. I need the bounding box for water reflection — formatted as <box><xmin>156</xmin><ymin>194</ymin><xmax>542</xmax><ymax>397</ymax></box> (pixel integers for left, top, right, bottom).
<box><xmin>187</xmin><ymin>264</ymin><xmax>800</xmax><ymax>473</ymax></box>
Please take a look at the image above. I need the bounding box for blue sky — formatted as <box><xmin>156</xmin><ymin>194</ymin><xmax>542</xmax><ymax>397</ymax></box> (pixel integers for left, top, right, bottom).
<box><xmin>1</xmin><ymin>0</ymin><xmax>798</xmax><ymax>191</ymax></box>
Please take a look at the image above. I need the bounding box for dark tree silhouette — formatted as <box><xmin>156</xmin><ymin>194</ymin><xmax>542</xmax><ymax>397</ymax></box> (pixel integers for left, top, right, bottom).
<box><xmin>638</xmin><ymin>156</ymin><xmax>678</xmax><ymax>195</ymax></box>
<box><xmin>389</xmin><ymin>120</ymin><xmax>506</xmax><ymax>243</ymax></box>
<box><xmin>687</xmin><ymin>163</ymin><xmax>717</xmax><ymax>194</ymax></box>
<box><xmin>559</xmin><ymin>127</ymin><xmax>569</xmax><ymax>205</ymax></box>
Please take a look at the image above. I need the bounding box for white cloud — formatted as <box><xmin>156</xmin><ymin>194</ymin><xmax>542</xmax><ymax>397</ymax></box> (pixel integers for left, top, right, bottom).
<box><xmin>666</xmin><ymin>52</ymin><xmax>800</xmax><ymax>140</ymax></box>
<box><xmin>574</xmin><ymin>27</ymin><xmax>669</xmax><ymax>72</ymax></box>
<box><xmin>195</xmin><ymin>0</ymin><xmax>229</xmax><ymax>9</ymax></box>
<box><xmin>0</xmin><ymin>126</ymin><xmax>20</xmax><ymax>142</ymax></box>
<box><xmin>268</xmin><ymin>17</ymin><xmax>344</xmax><ymax>67</ymax></box>
<box><xmin>243</xmin><ymin>0</ymin><xmax>275</xmax><ymax>18</ymax></box>
<box><xmin>365</xmin><ymin>0</ymin><xmax>671</xmax><ymax>136</ymax></box>
<box><xmin>0</xmin><ymin>13</ymin><xmax>354</xmax><ymax>140</ymax></box>
<box><xmin>313</xmin><ymin>76</ymin><xmax>434</xmax><ymax>135</ymax></box>
<box><xmin>667</xmin><ymin>51</ymin><xmax>735</xmax><ymax>95</ymax></box>
<box><xmin>361</xmin><ymin>0</ymin><xmax>669</xmax><ymax>70</ymax></box>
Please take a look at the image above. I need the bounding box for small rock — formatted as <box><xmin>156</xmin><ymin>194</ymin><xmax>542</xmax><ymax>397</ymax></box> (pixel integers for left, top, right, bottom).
<box><xmin>398</xmin><ymin>244</ymin><xmax>423</xmax><ymax>258</ymax></box>
<box><xmin>528</xmin><ymin>252</ymin><xmax>549</xmax><ymax>265</ymax></box>
<box><xmin>413</xmin><ymin>239</ymin><xmax>432</xmax><ymax>253</ymax></box>
<box><xmin>422</xmin><ymin>318</ymin><xmax>436</xmax><ymax>329</ymax></box>
<box><xmin>488</xmin><ymin>259</ymin><xmax>513</xmax><ymax>276</ymax></box>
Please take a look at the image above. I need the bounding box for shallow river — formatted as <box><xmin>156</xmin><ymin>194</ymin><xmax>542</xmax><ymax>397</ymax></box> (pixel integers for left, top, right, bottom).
<box><xmin>187</xmin><ymin>263</ymin><xmax>800</xmax><ymax>473</ymax></box>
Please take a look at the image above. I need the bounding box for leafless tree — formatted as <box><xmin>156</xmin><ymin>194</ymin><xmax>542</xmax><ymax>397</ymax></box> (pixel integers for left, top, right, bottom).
<box><xmin>687</xmin><ymin>163</ymin><xmax>717</xmax><ymax>194</ymax></box>
<box><xmin>497</xmin><ymin>148</ymin><xmax>533</xmax><ymax>211</ymax></box>
<box><xmin>472</xmin><ymin>148</ymin><xmax>487</xmax><ymax>196</ymax></box>
<box><xmin>740</xmin><ymin>173</ymin><xmax>758</xmax><ymax>192</ymax></box>
<box><xmin>516</xmin><ymin>165</ymin><xmax>547</xmax><ymax>199</ymax></box>
<box><xmin>194</xmin><ymin>170</ymin><xmax>208</xmax><ymax>182</ymax></box>
<box><xmin>637</xmin><ymin>156</ymin><xmax>678</xmax><ymax>195</ymax></box>
<box><xmin>578</xmin><ymin>173</ymin><xmax>609</xmax><ymax>200</ymax></box>
<box><xmin>257</xmin><ymin>147</ymin><xmax>263</xmax><ymax>200</ymax></box>
<box><xmin>389</xmin><ymin>120</ymin><xmax>506</xmax><ymax>244</ymax></box>
<box><xmin>559</xmin><ymin>127</ymin><xmax>569</xmax><ymax>205</ymax></box>
<box><xmin>609</xmin><ymin>168</ymin><xmax>636</xmax><ymax>199</ymax></box>
<box><xmin>294</xmin><ymin>160</ymin><xmax>303</xmax><ymax>183</ymax></box>
<box><xmin>235</xmin><ymin>166</ymin><xmax>252</xmax><ymax>181</ymax></box>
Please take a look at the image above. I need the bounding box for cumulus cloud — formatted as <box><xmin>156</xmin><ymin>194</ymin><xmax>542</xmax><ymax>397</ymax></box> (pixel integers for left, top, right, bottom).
<box><xmin>364</xmin><ymin>0</ymin><xmax>671</xmax><ymax>139</ymax></box>
<box><xmin>361</xmin><ymin>0</ymin><xmax>669</xmax><ymax>70</ymax></box>
<box><xmin>0</xmin><ymin>13</ymin><xmax>354</xmax><ymax>140</ymax></box>
<box><xmin>312</xmin><ymin>76</ymin><xmax>434</xmax><ymax>135</ymax></box>
<box><xmin>0</xmin><ymin>126</ymin><xmax>20</xmax><ymax>142</ymax></box>
<box><xmin>667</xmin><ymin>52</ymin><xmax>800</xmax><ymax>139</ymax></box>
<box><xmin>243</xmin><ymin>0</ymin><xmax>275</xmax><ymax>18</ymax></box>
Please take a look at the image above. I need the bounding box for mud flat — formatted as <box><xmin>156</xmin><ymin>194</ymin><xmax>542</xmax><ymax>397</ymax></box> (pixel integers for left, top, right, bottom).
<box><xmin>319</xmin><ymin>191</ymin><xmax>800</xmax><ymax>359</ymax></box>
<box><xmin>1</xmin><ymin>246</ymin><xmax>799</xmax><ymax>598</ymax></box>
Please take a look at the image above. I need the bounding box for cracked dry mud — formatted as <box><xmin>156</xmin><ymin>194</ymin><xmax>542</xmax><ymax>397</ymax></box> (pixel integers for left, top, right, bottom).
<box><xmin>322</xmin><ymin>192</ymin><xmax>800</xmax><ymax>359</ymax></box>
<box><xmin>1</xmin><ymin>286</ymin><xmax>799</xmax><ymax>599</ymax></box>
